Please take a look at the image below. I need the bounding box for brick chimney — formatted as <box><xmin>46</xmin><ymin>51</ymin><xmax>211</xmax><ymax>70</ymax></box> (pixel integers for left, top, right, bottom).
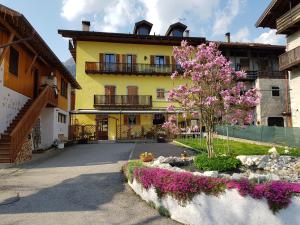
<box><xmin>225</xmin><ymin>32</ymin><xmax>231</xmax><ymax>43</ymax></box>
<box><xmin>82</xmin><ymin>21</ymin><xmax>90</xmax><ymax>31</ymax></box>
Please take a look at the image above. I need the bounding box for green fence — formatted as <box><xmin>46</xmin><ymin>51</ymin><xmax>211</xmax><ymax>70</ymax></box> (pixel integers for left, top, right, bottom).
<box><xmin>216</xmin><ymin>126</ymin><xmax>300</xmax><ymax>147</ymax></box>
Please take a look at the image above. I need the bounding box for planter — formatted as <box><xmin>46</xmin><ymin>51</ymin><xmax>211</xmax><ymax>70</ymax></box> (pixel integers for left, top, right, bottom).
<box><xmin>140</xmin><ymin>155</ymin><xmax>154</xmax><ymax>162</ymax></box>
<box><xmin>57</xmin><ymin>143</ymin><xmax>64</xmax><ymax>149</ymax></box>
<box><xmin>129</xmin><ymin>178</ymin><xmax>300</xmax><ymax>225</ymax></box>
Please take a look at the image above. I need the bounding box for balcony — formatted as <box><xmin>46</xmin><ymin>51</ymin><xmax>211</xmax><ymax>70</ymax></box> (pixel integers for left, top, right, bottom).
<box><xmin>239</xmin><ymin>71</ymin><xmax>287</xmax><ymax>80</ymax></box>
<box><xmin>94</xmin><ymin>95</ymin><xmax>152</xmax><ymax>108</ymax></box>
<box><xmin>279</xmin><ymin>46</ymin><xmax>300</xmax><ymax>71</ymax></box>
<box><xmin>86</xmin><ymin>62</ymin><xmax>181</xmax><ymax>75</ymax></box>
<box><xmin>276</xmin><ymin>3</ymin><xmax>300</xmax><ymax>34</ymax></box>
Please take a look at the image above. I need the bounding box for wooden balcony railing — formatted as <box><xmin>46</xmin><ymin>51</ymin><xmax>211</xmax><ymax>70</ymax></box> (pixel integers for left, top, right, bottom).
<box><xmin>276</xmin><ymin>3</ymin><xmax>300</xmax><ymax>34</ymax></box>
<box><xmin>94</xmin><ymin>95</ymin><xmax>152</xmax><ymax>108</ymax></box>
<box><xmin>86</xmin><ymin>62</ymin><xmax>182</xmax><ymax>75</ymax></box>
<box><xmin>279</xmin><ymin>46</ymin><xmax>300</xmax><ymax>71</ymax></box>
<box><xmin>239</xmin><ymin>71</ymin><xmax>287</xmax><ymax>80</ymax></box>
<box><xmin>9</xmin><ymin>85</ymin><xmax>58</xmax><ymax>161</ymax></box>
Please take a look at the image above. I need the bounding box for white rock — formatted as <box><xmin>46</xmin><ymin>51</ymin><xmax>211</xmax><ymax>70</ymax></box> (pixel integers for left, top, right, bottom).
<box><xmin>203</xmin><ymin>171</ymin><xmax>218</xmax><ymax>178</ymax></box>
<box><xmin>193</xmin><ymin>172</ymin><xmax>204</xmax><ymax>177</ymax></box>
<box><xmin>268</xmin><ymin>147</ymin><xmax>277</xmax><ymax>154</ymax></box>
<box><xmin>266</xmin><ymin>174</ymin><xmax>280</xmax><ymax>181</ymax></box>
<box><xmin>232</xmin><ymin>173</ymin><xmax>244</xmax><ymax>180</ymax></box>
<box><xmin>248</xmin><ymin>173</ymin><xmax>268</xmax><ymax>183</ymax></box>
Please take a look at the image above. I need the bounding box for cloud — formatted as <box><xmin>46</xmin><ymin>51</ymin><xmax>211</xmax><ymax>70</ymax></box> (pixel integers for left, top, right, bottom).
<box><xmin>231</xmin><ymin>27</ymin><xmax>250</xmax><ymax>42</ymax></box>
<box><xmin>254</xmin><ymin>30</ymin><xmax>284</xmax><ymax>45</ymax></box>
<box><xmin>61</xmin><ymin>0</ymin><xmax>220</xmax><ymax>34</ymax></box>
<box><xmin>212</xmin><ymin>0</ymin><xmax>245</xmax><ymax>36</ymax></box>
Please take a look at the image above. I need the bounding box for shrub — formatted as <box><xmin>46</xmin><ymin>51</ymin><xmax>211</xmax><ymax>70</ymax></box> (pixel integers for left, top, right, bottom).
<box><xmin>158</xmin><ymin>206</ymin><xmax>170</xmax><ymax>217</ymax></box>
<box><xmin>133</xmin><ymin>167</ymin><xmax>300</xmax><ymax>213</ymax></box>
<box><xmin>194</xmin><ymin>154</ymin><xmax>241</xmax><ymax>172</ymax></box>
<box><xmin>122</xmin><ymin>160</ymin><xmax>144</xmax><ymax>182</ymax></box>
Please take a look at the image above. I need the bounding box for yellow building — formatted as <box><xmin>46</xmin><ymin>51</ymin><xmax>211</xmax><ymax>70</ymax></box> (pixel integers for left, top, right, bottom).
<box><xmin>59</xmin><ymin>21</ymin><xmax>205</xmax><ymax>141</ymax></box>
<box><xmin>59</xmin><ymin>20</ymin><xmax>287</xmax><ymax>141</ymax></box>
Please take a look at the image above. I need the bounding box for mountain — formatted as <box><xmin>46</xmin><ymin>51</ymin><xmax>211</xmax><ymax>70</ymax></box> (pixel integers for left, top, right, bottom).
<box><xmin>64</xmin><ymin>57</ymin><xmax>76</xmax><ymax>77</ymax></box>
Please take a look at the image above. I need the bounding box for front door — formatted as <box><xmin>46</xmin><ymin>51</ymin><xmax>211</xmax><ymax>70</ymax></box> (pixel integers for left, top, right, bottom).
<box><xmin>33</xmin><ymin>69</ymin><xmax>39</xmax><ymax>99</ymax></box>
<box><xmin>96</xmin><ymin>115</ymin><xmax>108</xmax><ymax>140</ymax></box>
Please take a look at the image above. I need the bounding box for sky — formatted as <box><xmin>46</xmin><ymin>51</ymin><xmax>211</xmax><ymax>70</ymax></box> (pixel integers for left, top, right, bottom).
<box><xmin>0</xmin><ymin>0</ymin><xmax>286</xmax><ymax>62</ymax></box>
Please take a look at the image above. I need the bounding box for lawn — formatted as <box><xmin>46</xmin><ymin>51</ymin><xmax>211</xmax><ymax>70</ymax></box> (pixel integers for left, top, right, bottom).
<box><xmin>176</xmin><ymin>138</ymin><xmax>300</xmax><ymax>156</ymax></box>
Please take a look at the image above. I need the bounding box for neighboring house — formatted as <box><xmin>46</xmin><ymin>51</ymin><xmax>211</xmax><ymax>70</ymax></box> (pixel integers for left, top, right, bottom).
<box><xmin>59</xmin><ymin>20</ymin><xmax>288</xmax><ymax>142</ymax></box>
<box><xmin>0</xmin><ymin>5</ymin><xmax>81</xmax><ymax>163</ymax></box>
<box><xmin>256</xmin><ymin>0</ymin><xmax>300</xmax><ymax>127</ymax></box>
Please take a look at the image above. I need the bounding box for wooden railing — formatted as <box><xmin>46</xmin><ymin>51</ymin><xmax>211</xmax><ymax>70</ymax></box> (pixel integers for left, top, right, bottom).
<box><xmin>239</xmin><ymin>71</ymin><xmax>287</xmax><ymax>80</ymax></box>
<box><xmin>9</xmin><ymin>85</ymin><xmax>58</xmax><ymax>161</ymax></box>
<box><xmin>279</xmin><ymin>46</ymin><xmax>300</xmax><ymax>71</ymax></box>
<box><xmin>86</xmin><ymin>62</ymin><xmax>182</xmax><ymax>75</ymax></box>
<box><xmin>276</xmin><ymin>3</ymin><xmax>300</xmax><ymax>34</ymax></box>
<box><xmin>94</xmin><ymin>95</ymin><xmax>152</xmax><ymax>108</ymax></box>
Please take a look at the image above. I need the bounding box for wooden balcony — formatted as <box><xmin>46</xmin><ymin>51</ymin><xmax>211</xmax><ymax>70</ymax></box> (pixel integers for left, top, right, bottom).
<box><xmin>279</xmin><ymin>46</ymin><xmax>300</xmax><ymax>71</ymax></box>
<box><xmin>276</xmin><ymin>3</ymin><xmax>300</xmax><ymax>34</ymax></box>
<box><xmin>94</xmin><ymin>95</ymin><xmax>152</xmax><ymax>108</ymax></box>
<box><xmin>240</xmin><ymin>71</ymin><xmax>287</xmax><ymax>80</ymax></box>
<box><xmin>86</xmin><ymin>62</ymin><xmax>181</xmax><ymax>75</ymax></box>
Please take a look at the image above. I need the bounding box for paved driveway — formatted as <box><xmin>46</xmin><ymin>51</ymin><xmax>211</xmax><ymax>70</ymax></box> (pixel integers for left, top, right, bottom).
<box><xmin>0</xmin><ymin>143</ymin><xmax>181</xmax><ymax>225</ymax></box>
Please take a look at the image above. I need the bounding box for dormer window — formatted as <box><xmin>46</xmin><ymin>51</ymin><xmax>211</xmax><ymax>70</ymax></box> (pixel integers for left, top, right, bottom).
<box><xmin>165</xmin><ymin>22</ymin><xmax>187</xmax><ymax>37</ymax></box>
<box><xmin>133</xmin><ymin>20</ymin><xmax>153</xmax><ymax>35</ymax></box>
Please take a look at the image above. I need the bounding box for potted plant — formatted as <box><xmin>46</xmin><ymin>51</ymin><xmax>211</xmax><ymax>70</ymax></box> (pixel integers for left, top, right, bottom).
<box><xmin>140</xmin><ymin>152</ymin><xmax>154</xmax><ymax>162</ymax></box>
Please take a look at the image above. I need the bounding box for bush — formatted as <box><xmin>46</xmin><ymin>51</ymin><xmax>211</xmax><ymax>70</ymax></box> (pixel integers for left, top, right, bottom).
<box><xmin>194</xmin><ymin>154</ymin><xmax>241</xmax><ymax>172</ymax></box>
<box><xmin>122</xmin><ymin>160</ymin><xmax>144</xmax><ymax>182</ymax></box>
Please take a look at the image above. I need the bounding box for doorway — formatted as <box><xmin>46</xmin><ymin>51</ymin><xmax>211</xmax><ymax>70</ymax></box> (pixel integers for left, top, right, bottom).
<box><xmin>33</xmin><ymin>69</ymin><xmax>39</xmax><ymax>99</ymax></box>
<box><xmin>267</xmin><ymin>117</ymin><xmax>284</xmax><ymax>127</ymax></box>
<box><xmin>96</xmin><ymin>115</ymin><xmax>108</xmax><ymax>140</ymax></box>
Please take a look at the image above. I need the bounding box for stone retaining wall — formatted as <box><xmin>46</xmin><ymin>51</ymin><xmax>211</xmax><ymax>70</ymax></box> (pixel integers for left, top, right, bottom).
<box><xmin>129</xmin><ymin>179</ymin><xmax>300</xmax><ymax>225</ymax></box>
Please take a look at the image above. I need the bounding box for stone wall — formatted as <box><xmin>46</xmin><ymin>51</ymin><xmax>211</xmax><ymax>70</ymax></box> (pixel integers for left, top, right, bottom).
<box><xmin>15</xmin><ymin>136</ymin><xmax>33</xmax><ymax>164</ymax></box>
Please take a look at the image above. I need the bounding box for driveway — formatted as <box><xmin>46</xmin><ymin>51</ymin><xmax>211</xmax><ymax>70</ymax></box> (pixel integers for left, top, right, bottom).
<box><xmin>0</xmin><ymin>143</ymin><xmax>182</xmax><ymax>225</ymax></box>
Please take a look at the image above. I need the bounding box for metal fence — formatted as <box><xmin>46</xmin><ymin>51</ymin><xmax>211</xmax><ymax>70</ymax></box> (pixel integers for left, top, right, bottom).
<box><xmin>216</xmin><ymin>125</ymin><xmax>300</xmax><ymax>147</ymax></box>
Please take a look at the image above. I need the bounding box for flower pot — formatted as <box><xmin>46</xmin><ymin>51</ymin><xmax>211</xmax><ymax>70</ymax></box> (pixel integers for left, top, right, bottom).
<box><xmin>140</xmin><ymin>155</ymin><xmax>154</xmax><ymax>162</ymax></box>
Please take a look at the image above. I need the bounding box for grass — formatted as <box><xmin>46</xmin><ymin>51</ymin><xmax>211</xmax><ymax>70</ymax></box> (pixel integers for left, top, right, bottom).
<box><xmin>176</xmin><ymin>138</ymin><xmax>300</xmax><ymax>156</ymax></box>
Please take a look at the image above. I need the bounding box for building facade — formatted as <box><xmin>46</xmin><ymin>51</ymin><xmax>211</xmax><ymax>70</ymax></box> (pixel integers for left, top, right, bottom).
<box><xmin>0</xmin><ymin>5</ymin><xmax>80</xmax><ymax>163</ymax></box>
<box><xmin>59</xmin><ymin>20</ymin><xmax>288</xmax><ymax>142</ymax></box>
<box><xmin>257</xmin><ymin>0</ymin><xmax>300</xmax><ymax>127</ymax></box>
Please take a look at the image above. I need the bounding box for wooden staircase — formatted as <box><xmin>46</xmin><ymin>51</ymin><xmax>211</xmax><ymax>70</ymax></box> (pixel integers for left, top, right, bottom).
<box><xmin>0</xmin><ymin>85</ymin><xmax>58</xmax><ymax>163</ymax></box>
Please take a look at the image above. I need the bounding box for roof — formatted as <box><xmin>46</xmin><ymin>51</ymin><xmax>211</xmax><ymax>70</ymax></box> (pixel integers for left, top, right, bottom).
<box><xmin>215</xmin><ymin>41</ymin><xmax>286</xmax><ymax>52</ymax></box>
<box><xmin>0</xmin><ymin>4</ymin><xmax>81</xmax><ymax>89</ymax></box>
<box><xmin>133</xmin><ymin>20</ymin><xmax>153</xmax><ymax>34</ymax></box>
<box><xmin>256</xmin><ymin>0</ymin><xmax>298</xmax><ymax>28</ymax></box>
<box><xmin>165</xmin><ymin>22</ymin><xmax>187</xmax><ymax>36</ymax></box>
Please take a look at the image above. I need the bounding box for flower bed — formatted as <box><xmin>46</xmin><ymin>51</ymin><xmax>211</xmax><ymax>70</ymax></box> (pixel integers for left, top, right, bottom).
<box><xmin>126</xmin><ymin>164</ymin><xmax>300</xmax><ymax>225</ymax></box>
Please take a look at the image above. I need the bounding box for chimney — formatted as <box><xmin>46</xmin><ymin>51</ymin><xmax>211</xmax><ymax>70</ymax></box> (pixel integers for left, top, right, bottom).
<box><xmin>225</xmin><ymin>32</ymin><xmax>231</xmax><ymax>43</ymax></box>
<box><xmin>82</xmin><ymin>21</ymin><xmax>90</xmax><ymax>31</ymax></box>
<box><xmin>184</xmin><ymin>30</ymin><xmax>190</xmax><ymax>37</ymax></box>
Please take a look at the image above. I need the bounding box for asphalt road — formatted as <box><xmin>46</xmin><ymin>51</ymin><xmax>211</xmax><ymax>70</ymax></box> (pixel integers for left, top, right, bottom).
<box><xmin>0</xmin><ymin>143</ymin><xmax>181</xmax><ymax>225</ymax></box>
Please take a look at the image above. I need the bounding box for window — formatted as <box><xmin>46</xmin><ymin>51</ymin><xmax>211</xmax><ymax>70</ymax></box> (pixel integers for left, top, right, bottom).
<box><xmin>271</xmin><ymin>86</ymin><xmax>280</xmax><ymax>97</ymax></box>
<box><xmin>240</xmin><ymin>58</ymin><xmax>250</xmax><ymax>71</ymax></box>
<box><xmin>155</xmin><ymin>56</ymin><xmax>165</xmax><ymax>65</ymax></box>
<box><xmin>157</xmin><ymin>88</ymin><xmax>165</xmax><ymax>99</ymax></box>
<box><xmin>105</xmin><ymin>54</ymin><xmax>116</xmax><ymax>71</ymax></box>
<box><xmin>9</xmin><ymin>47</ymin><xmax>19</xmax><ymax>76</ymax></box>
<box><xmin>124</xmin><ymin>114</ymin><xmax>140</xmax><ymax>125</ymax></box>
<box><xmin>61</xmin><ymin>78</ymin><xmax>68</xmax><ymax>98</ymax></box>
<box><xmin>137</xmin><ymin>27</ymin><xmax>149</xmax><ymax>35</ymax></box>
<box><xmin>127</xmin><ymin>55</ymin><xmax>132</xmax><ymax>64</ymax></box>
<box><xmin>268</xmin><ymin>117</ymin><xmax>284</xmax><ymax>127</ymax></box>
<box><xmin>172</xmin><ymin>29</ymin><xmax>183</xmax><ymax>37</ymax></box>
<box><xmin>58</xmin><ymin>113</ymin><xmax>67</xmax><ymax>123</ymax></box>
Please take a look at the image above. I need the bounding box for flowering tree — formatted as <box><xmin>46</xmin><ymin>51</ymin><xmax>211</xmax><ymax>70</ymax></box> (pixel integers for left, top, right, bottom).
<box><xmin>164</xmin><ymin>41</ymin><xmax>259</xmax><ymax>158</ymax></box>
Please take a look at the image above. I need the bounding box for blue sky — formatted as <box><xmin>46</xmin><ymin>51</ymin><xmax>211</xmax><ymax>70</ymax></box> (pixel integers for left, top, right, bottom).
<box><xmin>0</xmin><ymin>0</ymin><xmax>285</xmax><ymax>62</ymax></box>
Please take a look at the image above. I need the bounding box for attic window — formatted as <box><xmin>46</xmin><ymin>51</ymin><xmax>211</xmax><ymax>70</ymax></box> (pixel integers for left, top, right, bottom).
<box><xmin>172</xmin><ymin>29</ymin><xmax>183</xmax><ymax>37</ymax></box>
<box><xmin>137</xmin><ymin>27</ymin><xmax>149</xmax><ymax>35</ymax></box>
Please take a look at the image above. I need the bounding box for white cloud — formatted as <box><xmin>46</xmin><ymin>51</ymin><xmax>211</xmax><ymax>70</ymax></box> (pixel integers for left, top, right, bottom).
<box><xmin>231</xmin><ymin>27</ymin><xmax>250</xmax><ymax>42</ymax></box>
<box><xmin>212</xmin><ymin>0</ymin><xmax>245</xmax><ymax>36</ymax></box>
<box><xmin>254</xmin><ymin>30</ymin><xmax>284</xmax><ymax>45</ymax></box>
<box><xmin>61</xmin><ymin>0</ymin><xmax>220</xmax><ymax>34</ymax></box>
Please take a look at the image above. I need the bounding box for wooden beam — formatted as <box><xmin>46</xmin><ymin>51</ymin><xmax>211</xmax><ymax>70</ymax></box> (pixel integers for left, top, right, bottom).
<box><xmin>0</xmin><ymin>18</ymin><xmax>49</xmax><ymax>67</ymax></box>
<box><xmin>25</xmin><ymin>54</ymin><xmax>38</xmax><ymax>76</ymax></box>
<box><xmin>0</xmin><ymin>32</ymin><xmax>15</xmax><ymax>65</ymax></box>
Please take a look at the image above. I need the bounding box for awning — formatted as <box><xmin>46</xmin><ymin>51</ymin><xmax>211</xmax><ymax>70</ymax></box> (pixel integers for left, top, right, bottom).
<box><xmin>71</xmin><ymin>109</ymin><xmax>184</xmax><ymax>114</ymax></box>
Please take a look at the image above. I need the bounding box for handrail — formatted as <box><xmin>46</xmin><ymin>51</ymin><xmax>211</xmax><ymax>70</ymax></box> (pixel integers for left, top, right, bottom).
<box><xmin>279</xmin><ymin>46</ymin><xmax>300</xmax><ymax>71</ymax></box>
<box><xmin>9</xmin><ymin>85</ymin><xmax>58</xmax><ymax>161</ymax></box>
<box><xmin>94</xmin><ymin>94</ymin><xmax>152</xmax><ymax>108</ymax></box>
<box><xmin>85</xmin><ymin>62</ymin><xmax>182</xmax><ymax>75</ymax></box>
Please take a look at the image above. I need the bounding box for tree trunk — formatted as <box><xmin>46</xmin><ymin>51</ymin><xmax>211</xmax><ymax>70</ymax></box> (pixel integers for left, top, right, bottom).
<box><xmin>206</xmin><ymin>128</ymin><xmax>214</xmax><ymax>158</ymax></box>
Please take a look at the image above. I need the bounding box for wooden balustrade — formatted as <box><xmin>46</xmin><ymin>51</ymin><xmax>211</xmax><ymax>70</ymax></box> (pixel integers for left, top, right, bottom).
<box><xmin>276</xmin><ymin>3</ymin><xmax>300</xmax><ymax>34</ymax></box>
<box><xmin>9</xmin><ymin>85</ymin><xmax>58</xmax><ymax>161</ymax></box>
<box><xmin>279</xmin><ymin>46</ymin><xmax>300</xmax><ymax>71</ymax></box>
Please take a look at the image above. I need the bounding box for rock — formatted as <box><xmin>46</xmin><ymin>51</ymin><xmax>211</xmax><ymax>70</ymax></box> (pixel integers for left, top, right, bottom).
<box><xmin>203</xmin><ymin>171</ymin><xmax>218</xmax><ymax>178</ymax></box>
<box><xmin>248</xmin><ymin>173</ymin><xmax>268</xmax><ymax>183</ymax></box>
<box><xmin>266</xmin><ymin>173</ymin><xmax>280</xmax><ymax>181</ymax></box>
<box><xmin>236</xmin><ymin>156</ymin><xmax>247</xmax><ymax>164</ymax></box>
<box><xmin>232</xmin><ymin>173</ymin><xmax>244</xmax><ymax>180</ymax></box>
<box><xmin>193</xmin><ymin>172</ymin><xmax>204</xmax><ymax>177</ymax></box>
<box><xmin>257</xmin><ymin>155</ymin><xmax>269</xmax><ymax>169</ymax></box>
<box><xmin>268</xmin><ymin>147</ymin><xmax>277</xmax><ymax>154</ymax></box>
